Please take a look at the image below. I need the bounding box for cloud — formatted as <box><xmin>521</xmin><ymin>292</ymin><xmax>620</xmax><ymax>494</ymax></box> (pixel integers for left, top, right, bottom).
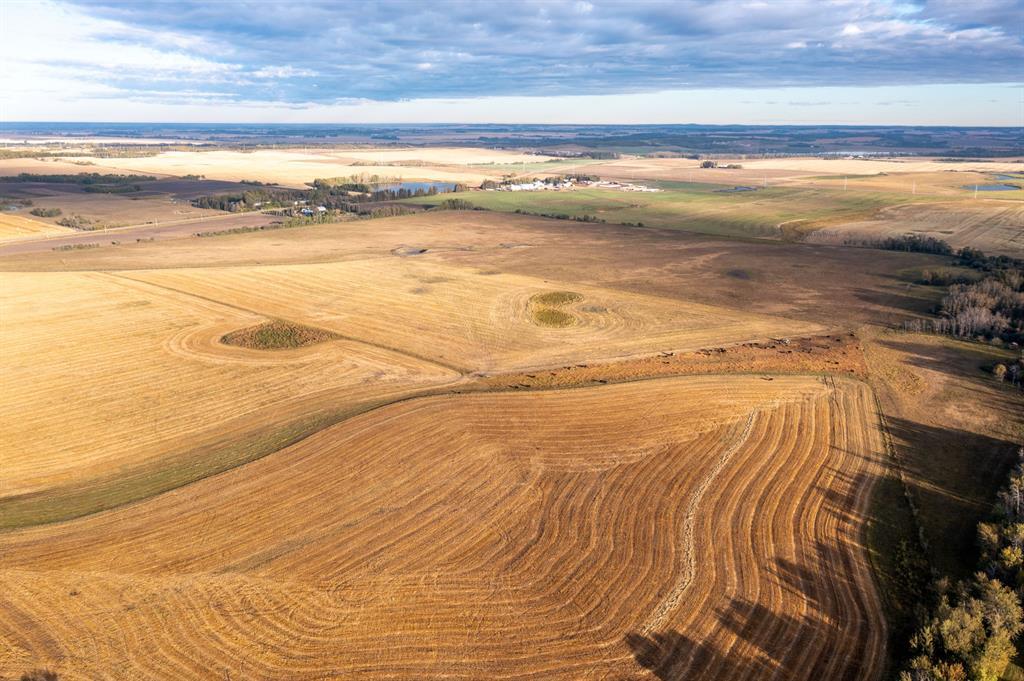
<box><xmin>252</xmin><ymin>66</ymin><xmax>318</xmax><ymax>79</ymax></box>
<box><xmin>2</xmin><ymin>0</ymin><xmax>1021</xmax><ymax>115</ymax></box>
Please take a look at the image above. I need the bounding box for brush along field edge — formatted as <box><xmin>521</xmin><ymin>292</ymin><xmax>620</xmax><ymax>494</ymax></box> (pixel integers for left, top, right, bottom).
<box><xmin>0</xmin><ymin>374</ymin><xmax>886</xmax><ymax>680</ymax></box>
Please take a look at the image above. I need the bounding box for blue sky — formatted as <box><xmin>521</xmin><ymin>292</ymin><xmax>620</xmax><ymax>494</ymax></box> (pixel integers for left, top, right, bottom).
<box><xmin>1</xmin><ymin>0</ymin><xmax>1021</xmax><ymax>124</ymax></box>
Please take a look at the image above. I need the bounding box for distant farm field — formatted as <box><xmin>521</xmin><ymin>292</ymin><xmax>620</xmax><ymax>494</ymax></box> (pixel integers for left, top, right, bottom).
<box><xmin>411</xmin><ymin>185</ymin><xmax>925</xmax><ymax>240</ymax></box>
<box><xmin>821</xmin><ymin>200</ymin><xmax>1024</xmax><ymax>256</ymax></box>
<box><xmin>0</xmin><ymin>375</ymin><xmax>886</xmax><ymax>680</ymax></box>
<box><xmin>0</xmin><ymin>213</ymin><xmax>74</xmax><ymax>242</ymax></box>
<box><xmin>46</xmin><ymin>149</ymin><xmax>519</xmax><ymax>188</ymax></box>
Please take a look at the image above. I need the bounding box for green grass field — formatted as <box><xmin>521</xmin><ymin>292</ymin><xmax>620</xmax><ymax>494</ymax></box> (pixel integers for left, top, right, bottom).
<box><xmin>411</xmin><ymin>185</ymin><xmax>935</xmax><ymax>240</ymax></box>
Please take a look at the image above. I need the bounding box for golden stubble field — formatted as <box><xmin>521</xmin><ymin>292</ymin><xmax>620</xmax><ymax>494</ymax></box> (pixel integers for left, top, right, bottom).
<box><xmin>0</xmin><ymin>193</ymin><xmax>898</xmax><ymax>680</ymax></box>
<box><xmin>0</xmin><ymin>213</ymin><xmax>74</xmax><ymax>242</ymax></box>
<box><xmin>0</xmin><ymin>270</ymin><xmax>459</xmax><ymax>527</ymax></box>
<box><xmin>121</xmin><ymin>257</ymin><xmax>822</xmax><ymax>372</ymax></box>
<box><xmin>0</xmin><ymin>375</ymin><xmax>886</xmax><ymax>680</ymax></box>
<box><xmin>0</xmin><ymin>147</ymin><xmax>551</xmax><ymax>189</ymax></box>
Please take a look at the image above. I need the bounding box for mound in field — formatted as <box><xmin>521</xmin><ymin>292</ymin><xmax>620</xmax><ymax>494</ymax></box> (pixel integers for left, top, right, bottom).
<box><xmin>0</xmin><ymin>374</ymin><xmax>885</xmax><ymax>680</ymax></box>
<box><xmin>220</xmin><ymin>319</ymin><xmax>338</xmax><ymax>350</ymax></box>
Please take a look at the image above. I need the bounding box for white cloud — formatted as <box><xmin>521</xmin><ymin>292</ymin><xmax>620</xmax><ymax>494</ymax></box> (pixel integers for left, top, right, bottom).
<box><xmin>0</xmin><ymin>0</ymin><xmax>239</xmax><ymax>106</ymax></box>
<box><xmin>252</xmin><ymin>66</ymin><xmax>317</xmax><ymax>79</ymax></box>
<box><xmin>841</xmin><ymin>24</ymin><xmax>863</xmax><ymax>37</ymax></box>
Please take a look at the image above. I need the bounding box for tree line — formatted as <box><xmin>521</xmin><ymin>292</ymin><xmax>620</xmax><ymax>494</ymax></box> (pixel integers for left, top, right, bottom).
<box><xmin>900</xmin><ymin>242</ymin><xmax>1024</xmax><ymax>347</ymax></box>
<box><xmin>901</xmin><ymin>449</ymin><xmax>1024</xmax><ymax>681</ymax></box>
<box><xmin>191</xmin><ymin>179</ymin><xmax>462</xmax><ymax>213</ymax></box>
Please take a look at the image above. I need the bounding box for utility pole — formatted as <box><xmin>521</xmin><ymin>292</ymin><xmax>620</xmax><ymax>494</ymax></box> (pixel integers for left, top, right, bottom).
<box><xmin>844</xmin><ymin>176</ymin><xmax>848</xmax><ymax>191</ymax></box>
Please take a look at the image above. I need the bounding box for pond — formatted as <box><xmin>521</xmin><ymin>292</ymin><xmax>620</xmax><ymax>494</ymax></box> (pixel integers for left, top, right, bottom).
<box><xmin>962</xmin><ymin>184</ymin><xmax>1021</xmax><ymax>192</ymax></box>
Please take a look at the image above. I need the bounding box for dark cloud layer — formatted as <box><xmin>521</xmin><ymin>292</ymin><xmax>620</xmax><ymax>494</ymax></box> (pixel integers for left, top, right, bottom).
<box><xmin>53</xmin><ymin>0</ymin><xmax>1024</xmax><ymax>104</ymax></box>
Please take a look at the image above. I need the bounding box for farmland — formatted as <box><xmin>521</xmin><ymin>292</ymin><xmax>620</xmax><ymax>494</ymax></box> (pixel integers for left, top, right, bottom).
<box><xmin>1</xmin><ymin>140</ymin><xmax>1022</xmax><ymax>681</ymax></box>
<box><xmin>9</xmin><ymin>148</ymin><xmax>541</xmax><ymax>189</ymax></box>
<box><xmin>0</xmin><ymin>375</ymin><xmax>885</xmax><ymax>680</ymax></box>
<box><xmin>411</xmin><ymin>183</ymin><xmax>932</xmax><ymax>240</ymax></box>
<box><xmin>0</xmin><ymin>213</ymin><xmax>74</xmax><ymax>242</ymax></box>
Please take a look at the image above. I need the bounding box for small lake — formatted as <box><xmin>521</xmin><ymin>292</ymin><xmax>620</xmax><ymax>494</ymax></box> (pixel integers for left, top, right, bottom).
<box><xmin>376</xmin><ymin>181</ymin><xmax>458</xmax><ymax>194</ymax></box>
<box><xmin>963</xmin><ymin>184</ymin><xmax>1021</xmax><ymax>192</ymax></box>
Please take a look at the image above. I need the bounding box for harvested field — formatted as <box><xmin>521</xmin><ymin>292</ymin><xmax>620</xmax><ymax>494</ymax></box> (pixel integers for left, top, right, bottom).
<box><xmin>819</xmin><ymin>200</ymin><xmax>1024</xmax><ymax>257</ymax></box>
<box><xmin>739</xmin><ymin>157</ymin><xmax>1024</xmax><ymax>175</ymax></box>
<box><xmin>69</xmin><ymin>149</ymin><xmax>509</xmax><ymax>188</ymax></box>
<box><xmin>413</xmin><ymin>185</ymin><xmax>927</xmax><ymax>240</ymax></box>
<box><xmin>0</xmin><ymin>191</ymin><xmax>219</xmax><ymax>230</ymax></box>
<box><xmin>0</xmin><ymin>271</ymin><xmax>458</xmax><ymax>527</ymax></box>
<box><xmin>0</xmin><ymin>210</ymin><xmax>947</xmax><ymax>329</ymax></box>
<box><xmin>122</xmin><ymin>258</ymin><xmax>822</xmax><ymax>371</ymax></box>
<box><xmin>0</xmin><ymin>213</ymin><xmax>74</xmax><ymax>242</ymax></box>
<box><xmin>0</xmin><ymin>374</ymin><xmax>886</xmax><ymax>680</ymax></box>
<box><xmin>0</xmin><ymin>211</ymin><xmax>280</xmax><ymax>256</ymax></box>
<box><xmin>588</xmin><ymin>157</ymin><xmax>1024</xmax><ymax>187</ymax></box>
<box><xmin>326</xmin><ymin>146</ymin><xmax>554</xmax><ymax>165</ymax></box>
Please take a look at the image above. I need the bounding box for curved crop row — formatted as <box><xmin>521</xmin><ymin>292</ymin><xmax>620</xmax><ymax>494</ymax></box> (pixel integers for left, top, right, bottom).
<box><xmin>0</xmin><ymin>375</ymin><xmax>885</xmax><ymax>680</ymax></box>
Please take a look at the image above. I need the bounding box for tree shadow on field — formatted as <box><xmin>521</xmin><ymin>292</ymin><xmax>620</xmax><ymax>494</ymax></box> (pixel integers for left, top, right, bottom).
<box><xmin>624</xmin><ymin>629</ymin><xmax>774</xmax><ymax>680</ymax></box>
<box><xmin>884</xmin><ymin>414</ymin><xmax>1020</xmax><ymax>578</ymax></box>
<box><xmin>852</xmin><ymin>286</ymin><xmax>935</xmax><ymax>323</ymax></box>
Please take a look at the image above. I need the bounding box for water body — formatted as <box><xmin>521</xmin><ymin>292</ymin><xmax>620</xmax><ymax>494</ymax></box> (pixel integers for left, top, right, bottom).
<box><xmin>963</xmin><ymin>184</ymin><xmax>1021</xmax><ymax>192</ymax></box>
<box><xmin>715</xmin><ymin>185</ymin><xmax>759</xmax><ymax>193</ymax></box>
<box><xmin>376</xmin><ymin>181</ymin><xmax>457</xmax><ymax>193</ymax></box>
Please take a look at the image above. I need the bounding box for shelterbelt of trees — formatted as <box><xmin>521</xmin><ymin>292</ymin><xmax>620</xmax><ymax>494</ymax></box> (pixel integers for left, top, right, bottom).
<box><xmin>901</xmin><ymin>449</ymin><xmax>1024</xmax><ymax>681</ymax></box>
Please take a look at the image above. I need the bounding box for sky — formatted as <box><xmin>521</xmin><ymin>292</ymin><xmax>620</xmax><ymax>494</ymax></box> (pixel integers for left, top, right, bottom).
<box><xmin>1</xmin><ymin>0</ymin><xmax>1021</xmax><ymax>125</ymax></box>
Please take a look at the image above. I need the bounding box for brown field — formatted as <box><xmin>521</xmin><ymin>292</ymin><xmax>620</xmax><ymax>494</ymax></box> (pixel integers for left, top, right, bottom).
<box><xmin>120</xmin><ymin>258</ymin><xmax>821</xmax><ymax>372</ymax></box>
<box><xmin>819</xmin><ymin>199</ymin><xmax>1024</xmax><ymax>256</ymax></box>
<box><xmin>0</xmin><ymin>213</ymin><xmax>74</xmax><ymax>242</ymax></box>
<box><xmin>0</xmin><ymin>211</ymin><xmax>280</xmax><ymax>255</ymax></box>
<box><xmin>4</xmin><ymin>182</ymin><xmax>1012</xmax><ymax>680</ymax></box>
<box><xmin>0</xmin><ymin>374</ymin><xmax>886</xmax><ymax>680</ymax></box>
<box><xmin>0</xmin><ymin>210</ymin><xmax>949</xmax><ymax>328</ymax></box>
<box><xmin>590</xmin><ymin>156</ymin><xmax>1024</xmax><ymax>185</ymax></box>
<box><xmin>326</xmin><ymin>146</ymin><xmax>554</xmax><ymax>165</ymax></box>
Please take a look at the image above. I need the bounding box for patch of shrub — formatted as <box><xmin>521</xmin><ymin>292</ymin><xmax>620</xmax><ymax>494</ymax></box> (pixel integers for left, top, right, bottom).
<box><xmin>529</xmin><ymin>290</ymin><xmax>583</xmax><ymax>327</ymax></box>
<box><xmin>21</xmin><ymin>670</ymin><xmax>59</xmax><ymax>681</ymax></box>
<box><xmin>532</xmin><ymin>308</ymin><xmax>577</xmax><ymax>328</ymax></box>
<box><xmin>55</xmin><ymin>214</ymin><xmax>93</xmax><ymax>230</ymax></box>
<box><xmin>52</xmin><ymin>242</ymin><xmax>100</xmax><ymax>251</ymax></box>
<box><xmin>435</xmin><ymin>198</ymin><xmax>477</xmax><ymax>211</ymax></box>
<box><xmin>221</xmin><ymin>320</ymin><xmax>338</xmax><ymax>350</ymax></box>
<box><xmin>531</xmin><ymin>291</ymin><xmax>583</xmax><ymax>307</ymax></box>
<box><xmin>29</xmin><ymin>207</ymin><xmax>62</xmax><ymax>217</ymax></box>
